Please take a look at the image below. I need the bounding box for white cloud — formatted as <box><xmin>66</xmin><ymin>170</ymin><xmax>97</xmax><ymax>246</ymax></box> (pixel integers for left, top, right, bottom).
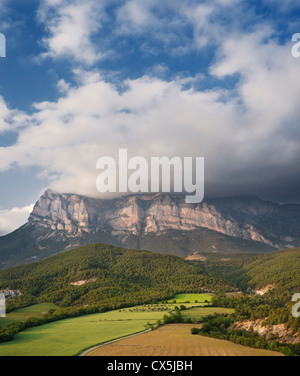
<box><xmin>0</xmin><ymin>71</ymin><xmax>234</xmax><ymax>197</ymax></box>
<box><xmin>117</xmin><ymin>0</ymin><xmax>157</xmax><ymax>31</ymax></box>
<box><xmin>0</xmin><ymin>204</ymin><xmax>34</xmax><ymax>236</ymax></box>
<box><xmin>34</xmin><ymin>0</ymin><xmax>264</xmax><ymax>63</ymax></box>
<box><xmin>0</xmin><ymin>96</ymin><xmax>29</xmax><ymax>135</ymax></box>
<box><xmin>115</xmin><ymin>0</ymin><xmax>245</xmax><ymax>54</ymax></box>
<box><xmin>1</xmin><ymin>0</ymin><xmax>300</xmax><ymax>207</ymax></box>
<box><xmin>0</xmin><ymin>26</ymin><xmax>300</xmax><ymax>202</ymax></box>
<box><xmin>211</xmin><ymin>27</ymin><xmax>300</xmax><ymax>140</ymax></box>
<box><xmin>37</xmin><ymin>0</ymin><xmax>107</xmax><ymax>65</ymax></box>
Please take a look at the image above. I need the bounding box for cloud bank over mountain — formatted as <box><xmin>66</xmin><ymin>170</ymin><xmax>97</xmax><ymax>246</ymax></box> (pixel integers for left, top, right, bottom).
<box><xmin>0</xmin><ymin>0</ymin><xmax>300</xmax><ymax>234</ymax></box>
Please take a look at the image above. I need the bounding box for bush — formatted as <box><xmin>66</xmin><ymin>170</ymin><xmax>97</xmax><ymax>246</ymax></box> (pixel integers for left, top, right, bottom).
<box><xmin>191</xmin><ymin>327</ymin><xmax>200</xmax><ymax>335</ymax></box>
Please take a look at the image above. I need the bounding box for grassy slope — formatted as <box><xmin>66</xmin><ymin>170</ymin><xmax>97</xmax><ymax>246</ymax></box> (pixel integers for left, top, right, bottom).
<box><xmin>166</xmin><ymin>293</ymin><xmax>212</xmax><ymax>303</ymax></box>
<box><xmin>0</xmin><ymin>304</ymin><xmax>59</xmax><ymax>328</ymax></box>
<box><xmin>182</xmin><ymin>307</ymin><xmax>234</xmax><ymax>321</ymax></box>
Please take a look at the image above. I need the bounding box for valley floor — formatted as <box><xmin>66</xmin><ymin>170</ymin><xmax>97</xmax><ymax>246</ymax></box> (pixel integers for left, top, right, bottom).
<box><xmin>0</xmin><ymin>304</ymin><xmax>231</xmax><ymax>356</ymax></box>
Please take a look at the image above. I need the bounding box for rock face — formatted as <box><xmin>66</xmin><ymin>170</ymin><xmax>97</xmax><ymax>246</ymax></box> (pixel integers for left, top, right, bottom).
<box><xmin>234</xmin><ymin>320</ymin><xmax>300</xmax><ymax>344</ymax></box>
<box><xmin>255</xmin><ymin>285</ymin><xmax>276</xmax><ymax>296</ymax></box>
<box><xmin>1</xmin><ymin>190</ymin><xmax>300</xmax><ymax>268</ymax></box>
<box><xmin>0</xmin><ymin>289</ymin><xmax>21</xmax><ymax>298</ymax></box>
<box><xmin>29</xmin><ymin>190</ymin><xmax>300</xmax><ymax>249</ymax></box>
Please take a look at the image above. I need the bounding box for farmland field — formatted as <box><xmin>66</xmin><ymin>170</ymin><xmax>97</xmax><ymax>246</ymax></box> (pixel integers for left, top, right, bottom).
<box><xmin>182</xmin><ymin>306</ymin><xmax>235</xmax><ymax>320</ymax></box>
<box><xmin>166</xmin><ymin>294</ymin><xmax>212</xmax><ymax>303</ymax></box>
<box><xmin>0</xmin><ymin>304</ymin><xmax>59</xmax><ymax>328</ymax></box>
<box><xmin>86</xmin><ymin>324</ymin><xmax>283</xmax><ymax>357</ymax></box>
<box><xmin>0</xmin><ymin>302</ymin><xmax>232</xmax><ymax>356</ymax></box>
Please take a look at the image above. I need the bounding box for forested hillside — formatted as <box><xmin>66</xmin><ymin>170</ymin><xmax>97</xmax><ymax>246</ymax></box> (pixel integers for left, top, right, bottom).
<box><xmin>242</xmin><ymin>248</ymin><xmax>300</xmax><ymax>296</ymax></box>
<box><xmin>0</xmin><ymin>243</ymin><xmax>233</xmax><ymax>311</ymax></box>
<box><xmin>193</xmin><ymin>248</ymin><xmax>300</xmax><ymax>297</ymax></box>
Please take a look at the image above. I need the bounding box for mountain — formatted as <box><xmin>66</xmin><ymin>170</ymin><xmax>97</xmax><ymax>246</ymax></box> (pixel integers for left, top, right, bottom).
<box><xmin>1</xmin><ymin>189</ymin><xmax>300</xmax><ymax>268</ymax></box>
<box><xmin>0</xmin><ymin>243</ymin><xmax>233</xmax><ymax>309</ymax></box>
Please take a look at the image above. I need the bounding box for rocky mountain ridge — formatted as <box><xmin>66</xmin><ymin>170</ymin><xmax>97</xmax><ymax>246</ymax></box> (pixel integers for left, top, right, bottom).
<box><xmin>30</xmin><ymin>190</ymin><xmax>300</xmax><ymax>249</ymax></box>
<box><xmin>0</xmin><ymin>190</ymin><xmax>300</xmax><ymax>268</ymax></box>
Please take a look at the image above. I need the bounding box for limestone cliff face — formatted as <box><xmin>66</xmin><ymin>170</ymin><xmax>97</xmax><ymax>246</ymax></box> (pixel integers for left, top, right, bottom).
<box><xmin>30</xmin><ymin>190</ymin><xmax>95</xmax><ymax>235</ymax></box>
<box><xmin>29</xmin><ymin>190</ymin><xmax>300</xmax><ymax>249</ymax></box>
<box><xmin>234</xmin><ymin>319</ymin><xmax>300</xmax><ymax>344</ymax></box>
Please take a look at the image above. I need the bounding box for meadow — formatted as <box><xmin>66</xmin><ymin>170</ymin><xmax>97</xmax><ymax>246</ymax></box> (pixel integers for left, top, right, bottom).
<box><xmin>0</xmin><ymin>304</ymin><xmax>59</xmax><ymax>328</ymax></box>
<box><xmin>166</xmin><ymin>293</ymin><xmax>212</xmax><ymax>303</ymax></box>
<box><xmin>0</xmin><ymin>294</ymin><xmax>230</xmax><ymax>356</ymax></box>
<box><xmin>181</xmin><ymin>306</ymin><xmax>234</xmax><ymax>321</ymax></box>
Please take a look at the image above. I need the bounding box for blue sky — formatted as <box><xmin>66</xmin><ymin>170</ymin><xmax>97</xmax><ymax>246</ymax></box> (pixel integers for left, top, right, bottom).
<box><xmin>0</xmin><ymin>0</ymin><xmax>300</xmax><ymax>235</ymax></box>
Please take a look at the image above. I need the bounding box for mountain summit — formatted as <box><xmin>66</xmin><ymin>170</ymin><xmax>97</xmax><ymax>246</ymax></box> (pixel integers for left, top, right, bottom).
<box><xmin>1</xmin><ymin>190</ymin><xmax>300</xmax><ymax>268</ymax></box>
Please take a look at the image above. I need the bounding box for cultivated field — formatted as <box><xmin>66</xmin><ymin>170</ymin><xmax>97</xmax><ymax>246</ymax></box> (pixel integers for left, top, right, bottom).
<box><xmin>166</xmin><ymin>294</ymin><xmax>212</xmax><ymax>303</ymax></box>
<box><xmin>0</xmin><ymin>298</ymin><xmax>230</xmax><ymax>356</ymax></box>
<box><xmin>181</xmin><ymin>306</ymin><xmax>234</xmax><ymax>320</ymax></box>
<box><xmin>86</xmin><ymin>324</ymin><xmax>283</xmax><ymax>357</ymax></box>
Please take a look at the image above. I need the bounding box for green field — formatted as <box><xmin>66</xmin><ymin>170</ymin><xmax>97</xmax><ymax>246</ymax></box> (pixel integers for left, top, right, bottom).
<box><xmin>167</xmin><ymin>294</ymin><xmax>213</xmax><ymax>303</ymax></box>
<box><xmin>0</xmin><ymin>302</ymin><xmax>233</xmax><ymax>356</ymax></box>
<box><xmin>0</xmin><ymin>304</ymin><xmax>59</xmax><ymax>328</ymax></box>
<box><xmin>182</xmin><ymin>306</ymin><xmax>234</xmax><ymax>321</ymax></box>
